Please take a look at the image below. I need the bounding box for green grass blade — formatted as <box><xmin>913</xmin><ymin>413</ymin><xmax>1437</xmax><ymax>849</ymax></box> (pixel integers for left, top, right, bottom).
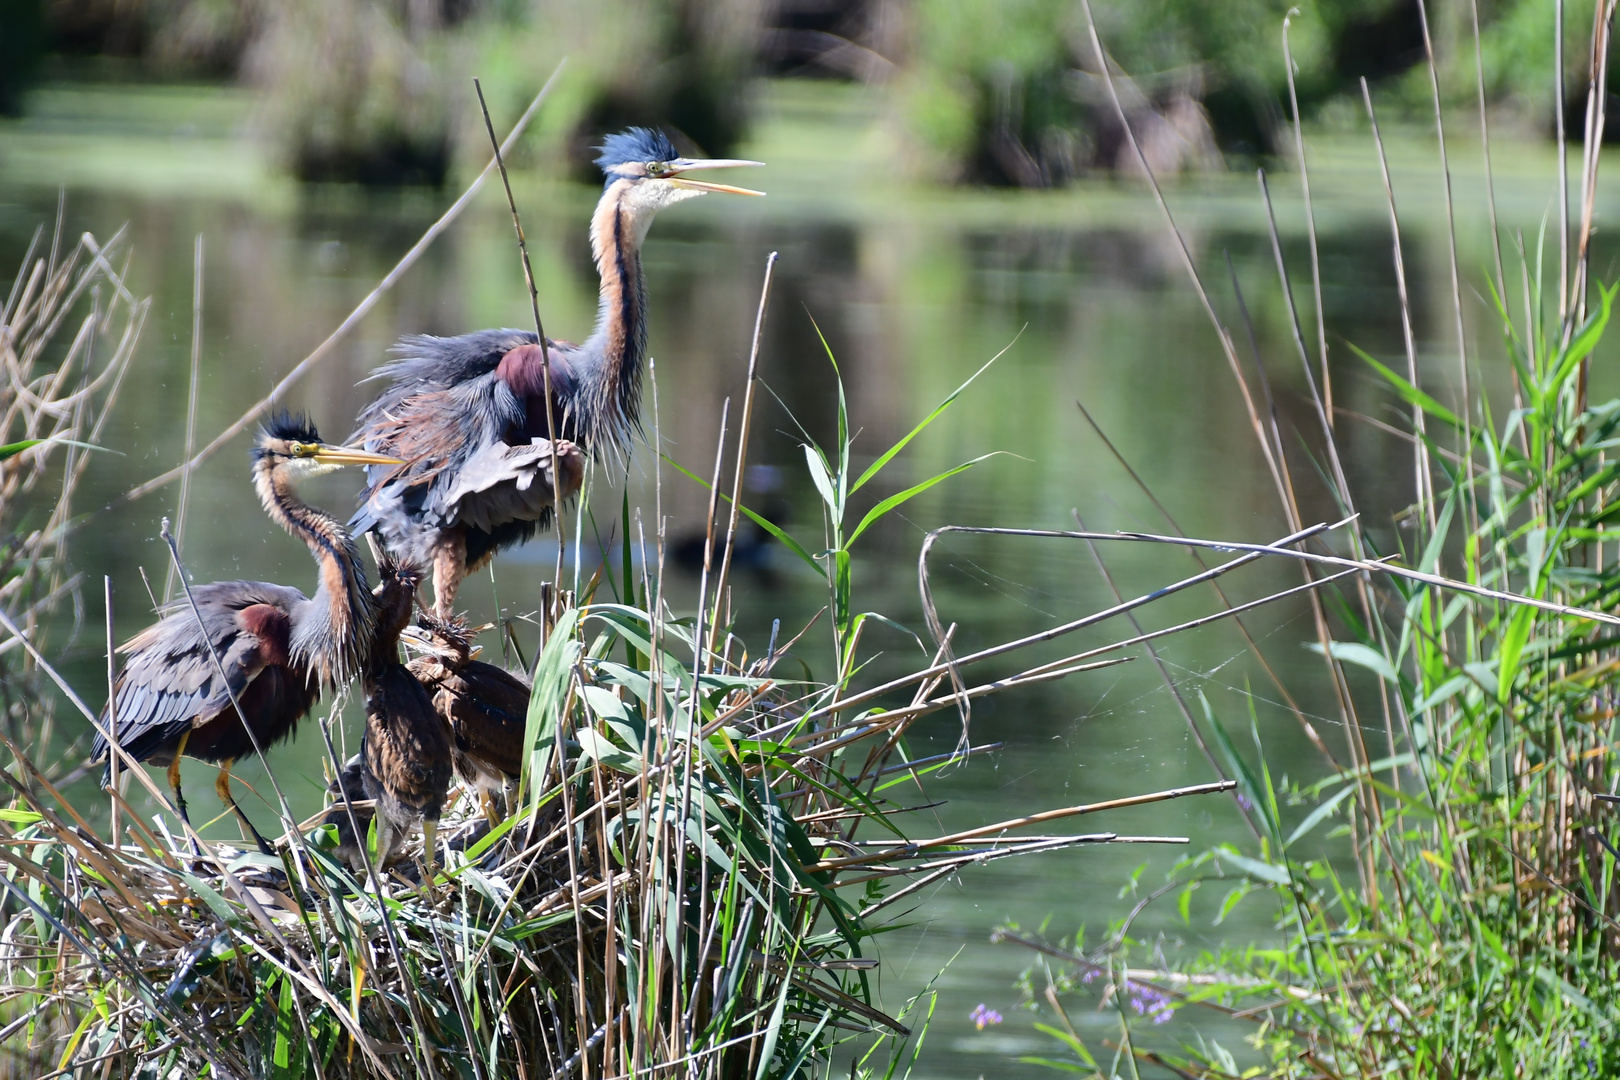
<box><xmin>1349</xmin><ymin>342</ymin><xmax>1464</xmax><ymax>430</ymax></box>
<box><xmin>848</xmin><ymin>453</ymin><xmax>1005</xmax><ymax>545</ymax></box>
<box><xmin>663</xmin><ymin>453</ymin><xmax>821</xmax><ymax>572</ymax></box>
<box><xmin>0</xmin><ymin>437</ymin><xmax>117</xmax><ymax>461</ymax></box>
<box><xmin>851</xmin><ymin>333</ymin><xmax>1019</xmax><ymax>494</ymax></box>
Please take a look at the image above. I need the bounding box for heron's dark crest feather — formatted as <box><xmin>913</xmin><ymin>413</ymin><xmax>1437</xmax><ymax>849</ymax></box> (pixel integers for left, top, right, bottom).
<box><xmin>258</xmin><ymin>409</ymin><xmax>321</xmax><ymax>450</ymax></box>
<box><xmin>595</xmin><ymin>127</ymin><xmax>677</xmax><ymax>175</ymax></box>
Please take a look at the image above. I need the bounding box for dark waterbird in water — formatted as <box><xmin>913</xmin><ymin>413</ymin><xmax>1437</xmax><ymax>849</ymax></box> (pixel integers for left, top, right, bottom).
<box><xmin>349</xmin><ymin>127</ymin><xmax>765</xmax><ymax>615</ymax></box>
<box><xmin>93</xmin><ymin>414</ymin><xmax>402</xmax><ymax>844</ymax></box>
<box><xmin>401</xmin><ymin>616</ymin><xmax>531</xmax><ymax>822</ymax></box>
<box><xmin>357</xmin><ymin>559</ymin><xmax>454</xmax><ymax>872</ymax></box>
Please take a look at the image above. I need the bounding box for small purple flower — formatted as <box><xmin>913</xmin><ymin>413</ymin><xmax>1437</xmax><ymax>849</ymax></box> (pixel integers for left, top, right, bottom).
<box><xmin>1236</xmin><ymin>793</ymin><xmax>1254</xmax><ymax>812</ymax></box>
<box><xmin>1122</xmin><ymin>979</ymin><xmax>1173</xmax><ymax>1024</ymax></box>
<box><xmin>969</xmin><ymin>1004</ymin><xmax>1003</xmax><ymax>1030</ymax></box>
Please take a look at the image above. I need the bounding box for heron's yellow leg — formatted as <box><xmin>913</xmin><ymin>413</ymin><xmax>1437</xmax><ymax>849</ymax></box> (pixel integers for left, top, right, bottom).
<box><xmin>216</xmin><ymin>760</ymin><xmax>273</xmax><ymax>854</ymax></box>
<box><xmin>348</xmin><ymin>955</ymin><xmax>365</xmax><ymax>1066</ymax></box>
<box><xmin>480</xmin><ymin>789</ymin><xmax>499</xmax><ymax>827</ymax></box>
<box><xmin>214</xmin><ymin>759</ymin><xmax>235</xmax><ymax>808</ymax></box>
<box><xmin>431</xmin><ymin>534</ymin><xmax>466</xmax><ymax>618</ymax></box>
<box><xmin>167</xmin><ymin>731</ymin><xmax>191</xmax><ymax>823</ymax></box>
<box><xmin>421</xmin><ymin>819</ymin><xmax>438</xmax><ymax>879</ymax></box>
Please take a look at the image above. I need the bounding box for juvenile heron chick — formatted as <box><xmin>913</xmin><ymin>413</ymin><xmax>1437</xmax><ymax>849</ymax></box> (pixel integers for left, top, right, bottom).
<box><xmin>402</xmin><ymin>616</ymin><xmax>530</xmax><ymax>821</ymax></box>
<box><xmin>359</xmin><ymin>561</ymin><xmax>453</xmax><ymax>871</ymax></box>
<box><xmin>319</xmin><ymin>754</ymin><xmax>373</xmax><ymax>873</ymax></box>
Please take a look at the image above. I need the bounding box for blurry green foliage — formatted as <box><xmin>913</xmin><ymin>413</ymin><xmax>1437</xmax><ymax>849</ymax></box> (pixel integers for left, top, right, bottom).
<box><xmin>465</xmin><ymin>0</ymin><xmax>762</xmax><ymax>179</ymax></box>
<box><xmin>891</xmin><ymin>0</ymin><xmax>1602</xmax><ymax>185</ymax></box>
<box><xmin>247</xmin><ymin>0</ymin><xmax>459</xmax><ymax>185</ymax></box>
<box><xmin>26</xmin><ymin>0</ymin><xmax>762</xmax><ymax>185</ymax></box>
<box><xmin>6</xmin><ymin>0</ymin><xmax>1613</xmax><ymax>185</ymax></box>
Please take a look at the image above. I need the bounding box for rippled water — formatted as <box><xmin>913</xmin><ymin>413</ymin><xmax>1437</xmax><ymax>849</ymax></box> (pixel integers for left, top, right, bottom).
<box><xmin>3</xmin><ymin>78</ymin><xmax>1610</xmax><ymax>1075</ymax></box>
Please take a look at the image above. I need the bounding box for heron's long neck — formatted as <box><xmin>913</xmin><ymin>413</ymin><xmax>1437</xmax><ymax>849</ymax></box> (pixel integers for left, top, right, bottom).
<box><xmin>254</xmin><ymin>465</ymin><xmax>375</xmax><ymax>686</ymax></box>
<box><xmin>578</xmin><ymin>178</ymin><xmax>650</xmax><ymax>451</ymax></box>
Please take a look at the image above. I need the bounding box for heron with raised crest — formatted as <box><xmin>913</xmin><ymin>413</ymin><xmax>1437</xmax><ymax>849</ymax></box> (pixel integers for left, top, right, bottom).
<box><xmin>349</xmin><ymin>128</ymin><xmax>765</xmax><ymax>615</ymax></box>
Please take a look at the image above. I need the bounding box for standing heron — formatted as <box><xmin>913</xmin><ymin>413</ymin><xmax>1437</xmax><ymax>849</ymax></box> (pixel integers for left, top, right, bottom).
<box><xmin>402</xmin><ymin>616</ymin><xmax>529</xmax><ymax>822</ymax></box>
<box><xmin>358</xmin><ymin>559</ymin><xmax>453</xmax><ymax>871</ymax></box>
<box><xmin>350</xmin><ymin>128</ymin><xmax>764</xmax><ymax>615</ymax></box>
<box><xmin>93</xmin><ymin>414</ymin><xmax>402</xmax><ymax>841</ymax></box>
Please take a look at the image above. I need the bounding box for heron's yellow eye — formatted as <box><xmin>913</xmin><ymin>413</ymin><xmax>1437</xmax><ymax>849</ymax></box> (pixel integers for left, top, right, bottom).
<box><xmin>291</xmin><ymin>442</ymin><xmax>320</xmax><ymax>457</ymax></box>
<box><xmin>646</xmin><ymin>161</ymin><xmax>671</xmax><ymax>178</ymax></box>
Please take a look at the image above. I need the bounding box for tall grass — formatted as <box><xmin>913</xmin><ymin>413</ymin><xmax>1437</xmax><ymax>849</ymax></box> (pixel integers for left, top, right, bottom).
<box><xmin>0</xmin><ymin>220</ymin><xmax>144</xmax><ymax>1076</ymax></box>
<box><xmin>993</xmin><ymin>4</ymin><xmax>1620</xmax><ymax>1077</ymax></box>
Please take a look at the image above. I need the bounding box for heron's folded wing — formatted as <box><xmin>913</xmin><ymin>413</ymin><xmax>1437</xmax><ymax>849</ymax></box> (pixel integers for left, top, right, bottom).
<box><xmin>352</xmin><ymin>377</ymin><xmax>522</xmax><ymax>533</ymax></box>
<box><xmin>438</xmin><ymin>441</ymin><xmax>584</xmax><ymax>533</ymax></box>
<box><xmin>414</xmin><ymin>659</ymin><xmax>529</xmax><ymax>781</ymax></box>
<box><xmin>96</xmin><ymin>583</ymin><xmax>302</xmax><ymax>762</ymax></box>
<box><xmin>362</xmin><ymin>665</ymin><xmax>452</xmax><ymax>819</ymax></box>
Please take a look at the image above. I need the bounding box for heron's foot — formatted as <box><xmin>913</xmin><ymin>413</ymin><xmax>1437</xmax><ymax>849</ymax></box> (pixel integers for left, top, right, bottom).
<box><xmin>553</xmin><ymin>440</ymin><xmax>586</xmax><ymax>501</ymax></box>
<box><xmin>479</xmin><ymin>789</ymin><xmax>502</xmax><ymax>828</ymax></box>
<box><xmin>415</xmin><ymin>819</ymin><xmax>443</xmax><ymax>895</ymax></box>
<box><xmin>216</xmin><ymin>766</ymin><xmax>274</xmax><ymax>857</ymax></box>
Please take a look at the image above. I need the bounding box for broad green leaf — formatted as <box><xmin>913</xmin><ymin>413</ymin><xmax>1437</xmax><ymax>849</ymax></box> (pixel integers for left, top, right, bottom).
<box><xmin>1497</xmin><ymin>605</ymin><xmax>1534</xmax><ymax>703</ymax></box>
<box><xmin>804</xmin><ymin>443</ymin><xmax>840</xmax><ymax>517</ymax></box>
<box><xmin>1217</xmin><ymin>849</ymin><xmax>1290</xmax><ymax>886</ymax></box>
<box><xmin>1309</xmin><ymin>640</ymin><xmax>1400</xmax><ymax>684</ymax></box>
<box><xmin>1549</xmin><ymin>281</ymin><xmax>1615</xmax><ymax>389</ymax></box>
<box><xmin>1413</xmin><ymin>674</ymin><xmax>1471</xmax><ymax>714</ymax></box>
<box><xmin>1030</xmin><ymin>1022</ymin><xmax>1098</xmax><ymax>1068</ymax></box>
<box><xmin>1284</xmin><ymin>784</ymin><xmax>1356</xmax><ymax>849</ymax></box>
<box><xmin>518</xmin><ymin>607</ymin><xmax>581</xmax><ymax>813</ymax></box>
<box><xmin>1214</xmin><ymin>882</ymin><xmax>1252</xmax><ymax>924</ymax></box>
<box><xmin>575</xmin><ymin>728</ymin><xmax>639</xmax><ymax>774</ymax></box>
<box><xmin>0</xmin><ymin>437</ymin><xmax>115</xmax><ymax>461</ymax></box>
<box><xmin>1201</xmin><ymin>692</ymin><xmax>1276</xmax><ymax>845</ymax></box>
<box><xmin>848</xmin><ymin>453</ymin><xmax>1005</xmax><ymax>545</ymax></box>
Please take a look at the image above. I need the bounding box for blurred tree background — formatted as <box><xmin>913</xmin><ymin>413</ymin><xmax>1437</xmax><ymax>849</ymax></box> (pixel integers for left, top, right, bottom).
<box><xmin>0</xmin><ymin>0</ymin><xmax>1603</xmax><ymax>186</ymax></box>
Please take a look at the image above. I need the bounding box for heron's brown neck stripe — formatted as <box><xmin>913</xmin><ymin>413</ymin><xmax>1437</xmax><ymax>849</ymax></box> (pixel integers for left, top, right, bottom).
<box><xmin>254</xmin><ymin>464</ymin><xmax>373</xmax><ymax>684</ymax></box>
<box><xmin>587</xmin><ymin>178</ymin><xmax>647</xmax><ymax>448</ymax></box>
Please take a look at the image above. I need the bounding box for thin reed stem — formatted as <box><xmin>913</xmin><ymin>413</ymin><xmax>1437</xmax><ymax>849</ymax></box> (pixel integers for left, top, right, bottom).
<box><xmin>162</xmin><ymin>234</ymin><xmax>204</xmax><ymax>603</ymax></box>
<box><xmin>474</xmin><ymin>76</ymin><xmax>567</xmax><ymax>584</ymax></box>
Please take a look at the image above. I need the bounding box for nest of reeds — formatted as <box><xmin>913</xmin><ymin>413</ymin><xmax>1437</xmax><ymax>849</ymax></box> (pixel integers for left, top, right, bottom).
<box><xmin>4</xmin><ymin>582</ymin><xmax>1234</xmax><ymax>1079</ymax></box>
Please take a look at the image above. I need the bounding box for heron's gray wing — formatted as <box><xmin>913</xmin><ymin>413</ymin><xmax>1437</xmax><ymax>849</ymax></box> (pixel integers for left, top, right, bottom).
<box><xmin>95</xmin><ymin>582</ymin><xmax>306</xmax><ymax>764</ymax></box>
<box><xmin>349</xmin><ymin>377</ymin><xmax>524</xmax><ymax>538</ymax></box>
<box><xmin>433</xmin><ymin>440</ymin><xmax>585</xmax><ymax>533</ymax></box>
<box><xmin>350</xmin><ymin>329</ymin><xmax>537</xmax><ymax>439</ymax></box>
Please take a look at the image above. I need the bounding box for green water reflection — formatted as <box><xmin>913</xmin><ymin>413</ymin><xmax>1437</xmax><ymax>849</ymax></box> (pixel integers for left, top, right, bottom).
<box><xmin>3</xmin><ymin>79</ymin><xmax>1612</xmax><ymax>1076</ymax></box>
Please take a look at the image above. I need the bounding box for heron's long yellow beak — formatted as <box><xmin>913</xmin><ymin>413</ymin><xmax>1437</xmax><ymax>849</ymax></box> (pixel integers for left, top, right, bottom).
<box><xmin>668</xmin><ymin>158</ymin><xmax>765</xmax><ymax>197</ymax></box>
<box><xmin>313</xmin><ymin>445</ymin><xmax>406</xmax><ymax>467</ymax></box>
